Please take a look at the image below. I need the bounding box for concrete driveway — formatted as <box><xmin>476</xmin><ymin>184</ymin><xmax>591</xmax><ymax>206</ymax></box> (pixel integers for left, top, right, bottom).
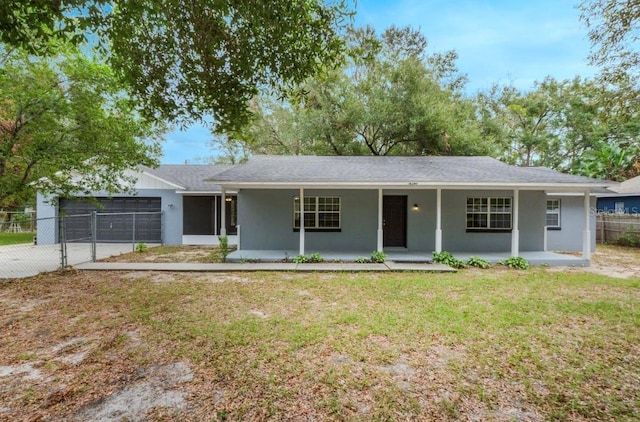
<box><xmin>0</xmin><ymin>243</ymin><xmax>143</xmax><ymax>279</ymax></box>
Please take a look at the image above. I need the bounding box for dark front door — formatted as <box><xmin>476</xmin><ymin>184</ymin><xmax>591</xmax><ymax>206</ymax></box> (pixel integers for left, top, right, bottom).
<box><xmin>383</xmin><ymin>195</ymin><xmax>407</xmax><ymax>247</ymax></box>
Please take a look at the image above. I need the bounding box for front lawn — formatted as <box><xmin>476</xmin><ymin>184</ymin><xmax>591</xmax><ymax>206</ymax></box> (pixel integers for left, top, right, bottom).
<box><xmin>0</xmin><ymin>232</ymin><xmax>35</xmax><ymax>246</ymax></box>
<box><xmin>0</xmin><ymin>268</ymin><xmax>638</xmax><ymax>420</ymax></box>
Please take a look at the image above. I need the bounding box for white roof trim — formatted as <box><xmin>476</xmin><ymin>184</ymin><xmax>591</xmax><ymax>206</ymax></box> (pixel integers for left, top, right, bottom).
<box><xmin>546</xmin><ymin>192</ymin><xmax>598</xmax><ymax>197</ymax></box>
<box><xmin>176</xmin><ymin>190</ymin><xmax>238</xmax><ymax>195</ymax></box>
<box><xmin>595</xmin><ymin>193</ymin><xmax>639</xmax><ymax>198</ymax></box>
<box><xmin>213</xmin><ymin>181</ymin><xmax>609</xmax><ymax>191</ymax></box>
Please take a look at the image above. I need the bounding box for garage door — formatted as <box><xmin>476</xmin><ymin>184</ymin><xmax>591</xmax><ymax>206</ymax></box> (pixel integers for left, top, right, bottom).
<box><xmin>60</xmin><ymin>197</ymin><xmax>162</xmax><ymax>242</ymax></box>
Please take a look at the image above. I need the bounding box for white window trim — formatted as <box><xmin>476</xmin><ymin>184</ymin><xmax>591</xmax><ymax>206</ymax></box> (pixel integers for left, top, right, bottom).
<box><xmin>546</xmin><ymin>198</ymin><xmax>561</xmax><ymax>229</ymax></box>
<box><xmin>466</xmin><ymin>197</ymin><xmax>512</xmax><ymax>231</ymax></box>
<box><xmin>293</xmin><ymin>196</ymin><xmax>341</xmax><ymax>230</ymax></box>
<box><xmin>614</xmin><ymin>201</ymin><xmax>625</xmax><ymax>214</ymax></box>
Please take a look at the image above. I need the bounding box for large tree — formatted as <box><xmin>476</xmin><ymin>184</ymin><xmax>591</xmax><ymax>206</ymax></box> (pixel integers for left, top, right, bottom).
<box><xmin>213</xmin><ymin>26</ymin><xmax>492</xmax><ymax>161</ymax></box>
<box><xmin>0</xmin><ymin>45</ymin><xmax>162</xmax><ymax>208</ymax></box>
<box><xmin>579</xmin><ymin>0</ymin><xmax>640</xmax><ymax>83</ymax></box>
<box><xmin>477</xmin><ymin>76</ymin><xmax>640</xmax><ymax>179</ymax></box>
<box><xmin>0</xmin><ymin>0</ymin><xmax>353</xmax><ymax>132</ymax></box>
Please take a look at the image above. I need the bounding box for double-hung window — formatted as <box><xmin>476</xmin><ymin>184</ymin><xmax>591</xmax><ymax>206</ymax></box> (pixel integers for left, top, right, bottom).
<box><xmin>466</xmin><ymin>197</ymin><xmax>512</xmax><ymax>231</ymax></box>
<box><xmin>294</xmin><ymin>196</ymin><xmax>341</xmax><ymax>230</ymax></box>
<box><xmin>546</xmin><ymin>199</ymin><xmax>561</xmax><ymax>229</ymax></box>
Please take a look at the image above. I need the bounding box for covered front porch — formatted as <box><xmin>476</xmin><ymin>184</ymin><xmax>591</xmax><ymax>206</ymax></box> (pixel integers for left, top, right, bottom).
<box><xmin>231</xmin><ymin>186</ymin><xmax>594</xmax><ymax>267</ymax></box>
<box><xmin>227</xmin><ymin>249</ymin><xmax>589</xmax><ymax>267</ymax></box>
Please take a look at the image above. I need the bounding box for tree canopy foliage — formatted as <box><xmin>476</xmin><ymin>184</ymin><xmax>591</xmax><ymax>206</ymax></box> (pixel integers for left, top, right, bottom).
<box><xmin>579</xmin><ymin>0</ymin><xmax>640</xmax><ymax>84</ymax></box>
<box><xmin>476</xmin><ymin>76</ymin><xmax>640</xmax><ymax>180</ymax></box>
<box><xmin>0</xmin><ymin>45</ymin><xmax>163</xmax><ymax>208</ymax></box>
<box><xmin>0</xmin><ymin>0</ymin><xmax>353</xmax><ymax>132</ymax></box>
<box><xmin>214</xmin><ymin>26</ymin><xmax>493</xmax><ymax>161</ymax></box>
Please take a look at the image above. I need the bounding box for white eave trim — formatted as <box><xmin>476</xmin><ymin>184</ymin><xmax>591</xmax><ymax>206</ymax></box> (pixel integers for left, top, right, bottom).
<box><xmin>594</xmin><ymin>192</ymin><xmax>640</xmax><ymax>198</ymax></box>
<box><xmin>210</xmin><ymin>181</ymin><xmax>612</xmax><ymax>191</ymax></box>
<box><xmin>175</xmin><ymin>190</ymin><xmax>238</xmax><ymax>195</ymax></box>
<box><xmin>546</xmin><ymin>192</ymin><xmax>599</xmax><ymax>197</ymax></box>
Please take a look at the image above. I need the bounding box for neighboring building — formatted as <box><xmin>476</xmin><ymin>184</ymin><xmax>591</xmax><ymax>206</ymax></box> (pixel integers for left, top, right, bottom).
<box><xmin>596</xmin><ymin>175</ymin><xmax>640</xmax><ymax>215</ymax></box>
<box><xmin>207</xmin><ymin>155</ymin><xmax>612</xmax><ymax>265</ymax></box>
<box><xmin>36</xmin><ymin>165</ymin><xmax>238</xmax><ymax>246</ymax></box>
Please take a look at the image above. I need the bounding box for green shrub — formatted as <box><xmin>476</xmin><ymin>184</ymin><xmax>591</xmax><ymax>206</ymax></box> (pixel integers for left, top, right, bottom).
<box><xmin>432</xmin><ymin>251</ymin><xmax>466</xmax><ymax>269</ymax></box>
<box><xmin>370</xmin><ymin>250</ymin><xmax>387</xmax><ymax>263</ymax></box>
<box><xmin>501</xmin><ymin>256</ymin><xmax>530</xmax><ymax>270</ymax></box>
<box><xmin>218</xmin><ymin>235</ymin><xmax>229</xmax><ymax>262</ymax></box>
<box><xmin>135</xmin><ymin>242</ymin><xmax>148</xmax><ymax>253</ymax></box>
<box><xmin>293</xmin><ymin>255</ymin><xmax>308</xmax><ymax>263</ymax></box>
<box><xmin>614</xmin><ymin>230</ymin><xmax>640</xmax><ymax>248</ymax></box>
<box><xmin>354</xmin><ymin>257</ymin><xmax>370</xmax><ymax>263</ymax></box>
<box><xmin>467</xmin><ymin>256</ymin><xmax>491</xmax><ymax>269</ymax></box>
<box><xmin>309</xmin><ymin>252</ymin><xmax>324</xmax><ymax>263</ymax></box>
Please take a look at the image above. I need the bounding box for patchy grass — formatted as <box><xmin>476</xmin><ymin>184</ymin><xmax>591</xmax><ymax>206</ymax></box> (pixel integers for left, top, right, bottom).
<box><xmin>1</xmin><ymin>265</ymin><xmax>639</xmax><ymax>420</ymax></box>
<box><xmin>0</xmin><ymin>232</ymin><xmax>34</xmax><ymax>246</ymax></box>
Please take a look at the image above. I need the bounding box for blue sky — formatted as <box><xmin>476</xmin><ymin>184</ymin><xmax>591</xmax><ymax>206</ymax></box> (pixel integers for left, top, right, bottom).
<box><xmin>161</xmin><ymin>0</ymin><xmax>595</xmax><ymax>164</ymax></box>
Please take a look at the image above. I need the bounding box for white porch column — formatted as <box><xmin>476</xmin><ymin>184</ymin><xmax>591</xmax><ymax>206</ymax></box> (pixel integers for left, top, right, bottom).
<box><xmin>236</xmin><ymin>225</ymin><xmax>241</xmax><ymax>251</ymax></box>
<box><xmin>220</xmin><ymin>188</ymin><xmax>227</xmax><ymax>236</ymax></box>
<box><xmin>583</xmin><ymin>190</ymin><xmax>591</xmax><ymax>259</ymax></box>
<box><xmin>435</xmin><ymin>188</ymin><xmax>442</xmax><ymax>253</ymax></box>
<box><xmin>543</xmin><ymin>225</ymin><xmax>548</xmax><ymax>252</ymax></box>
<box><xmin>299</xmin><ymin>188</ymin><xmax>305</xmax><ymax>256</ymax></box>
<box><xmin>377</xmin><ymin>188</ymin><xmax>383</xmax><ymax>252</ymax></box>
<box><xmin>511</xmin><ymin>189</ymin><xmax>520</xmax><ymax>257</ymax></box>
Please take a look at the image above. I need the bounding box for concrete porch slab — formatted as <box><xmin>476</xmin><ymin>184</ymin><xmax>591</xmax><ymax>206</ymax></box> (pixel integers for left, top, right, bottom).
<box><xmin>452</xmin><ymin>251</ymin><xmax>589</xmax><ymax>267</ymax></box>
<box><xmin>227</xmin><ymin>249</ymin><xmax>589</xmax><ymax>267</ymax></box>
<box><xmin>182</xmin><ymin>235</ymin><xmax>238</xmax><ymax>246</ymax></box>
<box><xmin>226</xmin><ymin>250</ymin><xmax>434</xmax><ymax>263</ymax></box>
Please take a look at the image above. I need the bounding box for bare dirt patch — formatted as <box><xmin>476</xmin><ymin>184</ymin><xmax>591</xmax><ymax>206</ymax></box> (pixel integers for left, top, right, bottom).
<box><xmin>75</xmin><ymin>362</ymin><xmax>193</xmax><ymax>421</ymax></box>
<box><xmin>550</xmin><ymin>245</ymin><xmax>640</xmax><ymax>279</ymax></box>
<box><xmin>102</xmin><ymin>245</ymin><xmax>221</xmax><ymax>263</ymax></box>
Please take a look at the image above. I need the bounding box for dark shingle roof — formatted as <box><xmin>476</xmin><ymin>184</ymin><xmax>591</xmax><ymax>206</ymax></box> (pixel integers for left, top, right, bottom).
<box><xmin>208</xmin><ymin>155</ymin><xmax>612</xmax><ymax>186</ymax></box>
<box><xmin>143</xmin><ymin>164</ymin><xmax>234</xmax><ymax>191</ymax></box>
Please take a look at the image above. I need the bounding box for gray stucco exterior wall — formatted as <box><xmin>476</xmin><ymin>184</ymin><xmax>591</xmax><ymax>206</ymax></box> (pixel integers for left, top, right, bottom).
<box><xmin>441</xmin><ymin>190</ymin><xmax>545</xmax><ymax>252</ymax></box>
<box><xmin>238</xmin><ymin>189</ymin><xmax>379</xmax><ymax>251</ymax></box>
<box><xmin>36</xmin><ymin>189</ymin><xmax>184</xmax><ymax>245</ymax></box>
<box><xmin>237</xmin><ymin>188</ymin><xmax>549</xmax><ymax>253</ymax></box>
<box><xmin>546</xmin><ymin>195</ymin><xmax>597</xmax><ymax>252</ymax></box>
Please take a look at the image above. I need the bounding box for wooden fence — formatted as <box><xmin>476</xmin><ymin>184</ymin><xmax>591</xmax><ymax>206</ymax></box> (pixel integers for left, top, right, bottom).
<box><xmin>596</xmin><ymin>213</ymin><xmax>640</xmax><ymax>243</ymax></box>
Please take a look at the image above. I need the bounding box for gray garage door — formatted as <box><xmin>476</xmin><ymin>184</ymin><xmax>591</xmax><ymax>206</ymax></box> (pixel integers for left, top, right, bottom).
<box><xmin>60</xmin><ymin>197</ymin><xmax>162</xmax><ymax>243</ymax></box>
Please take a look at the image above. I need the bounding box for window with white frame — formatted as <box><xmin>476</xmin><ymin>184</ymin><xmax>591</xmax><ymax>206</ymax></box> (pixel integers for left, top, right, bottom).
<box><xmin>615</xmin><ymin>202</ymin><xmax>625</xmax><ymax>214</ymax></box>
<box><xmin>294</xmin><ymin>196</ymin><xmax>341</xmax><ymax>230</ymax></box>
<box><xmin>546</xmin><ymin>199</ymin><xmax>561</xmax><ymax>228</ymax></box>
<box><xmin>466</xmin><ymin>197</ymin><xmax>512</xmax><ymax>230</ymax></box>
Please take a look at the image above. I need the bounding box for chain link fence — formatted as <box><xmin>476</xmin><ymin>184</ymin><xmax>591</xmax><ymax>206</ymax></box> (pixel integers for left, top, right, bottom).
<box><xmin>0</xmin><ymin>211</ymin><xmax>163</xmax><ymax>279</ymax></box>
